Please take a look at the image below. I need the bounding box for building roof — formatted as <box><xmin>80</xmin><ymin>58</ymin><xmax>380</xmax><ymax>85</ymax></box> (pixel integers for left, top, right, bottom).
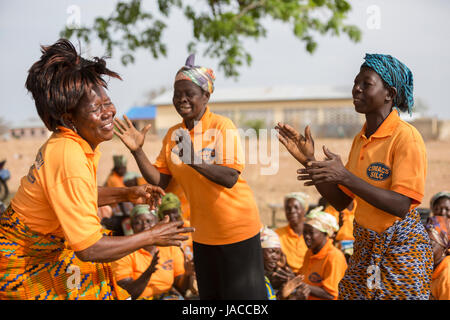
<box><xmin>10</xmin><ymin>118</ymin><xmax>45</xmax><ymax>129</ymax></box>
<box><xmin>151</xmin><ymin>84</ymin><xmax>353</xmax><ymax>105</ymax></box>
<box><xmin>125</xmin><ymin>105</ymin><xmax>156</xmax><ymax>119</ymax></box>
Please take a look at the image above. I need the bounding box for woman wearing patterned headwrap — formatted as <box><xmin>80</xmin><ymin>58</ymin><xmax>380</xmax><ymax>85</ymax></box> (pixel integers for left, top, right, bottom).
<box><xmin>114</xmin><ymin>54</ymin><xmax>265</xmax><ymax>300</ymax></box>
<box><xmin>276</xmin><ymin>54</ymin><xmax>432</xmax><ymax>299</ymax></box>
<box><xmin>299</xmin><ymin>207</ymin><xmax>347</xmax><ymax>300</ymax></box>
<box><xmin>275</xmin><ymin>192</ymin><xmax>309</xmax><ymax>273</ymax></box>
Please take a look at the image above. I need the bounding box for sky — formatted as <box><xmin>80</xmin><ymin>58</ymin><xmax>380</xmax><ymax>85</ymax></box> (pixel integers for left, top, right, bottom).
<box><xmin>1</xmin><ymin>0</ymin><xmax>450</xmax><ymax>127</ymax></box>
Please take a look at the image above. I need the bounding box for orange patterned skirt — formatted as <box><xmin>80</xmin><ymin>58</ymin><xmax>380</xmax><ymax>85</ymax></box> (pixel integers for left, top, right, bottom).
<box><xmin>0</xmin><ymin>206</ymin><xmax>128</xmax><ymax>300</ymax></box>
<box><xmin>338</xmin><ymin>209</ymin><xmax>433</xmax><ymax>300</ymax></box>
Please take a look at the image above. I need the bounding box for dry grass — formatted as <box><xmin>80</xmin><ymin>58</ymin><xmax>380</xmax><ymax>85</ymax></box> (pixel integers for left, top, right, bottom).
<box><xmin>1</xmin><ymin>135</ymin><xmax>449</xmax><ymax>227</ymax></box>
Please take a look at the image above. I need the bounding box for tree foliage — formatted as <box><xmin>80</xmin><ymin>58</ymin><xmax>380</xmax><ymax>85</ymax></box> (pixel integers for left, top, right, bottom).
<box><xmin>60</xmin><ymin>0</ymin><xmax>361</xmax><ymax>78</ymax></box>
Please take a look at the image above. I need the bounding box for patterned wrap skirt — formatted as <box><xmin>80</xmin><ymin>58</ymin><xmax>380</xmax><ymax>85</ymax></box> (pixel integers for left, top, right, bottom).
<box><xmin>338</xmin><ymin>208</ymin><xmax>433</xmax><ymax>300</ymax></box>
<box><xmin>0</xmin><ymin>206</ymin><xmax>129</xmax><ymax>300</ymax></box>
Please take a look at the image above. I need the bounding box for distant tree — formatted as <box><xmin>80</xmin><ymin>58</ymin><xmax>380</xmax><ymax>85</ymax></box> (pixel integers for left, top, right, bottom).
<box><xmin>60</xmin><ymin>0</ymin><xmax>361</xmax><ymax>78</ymax></box>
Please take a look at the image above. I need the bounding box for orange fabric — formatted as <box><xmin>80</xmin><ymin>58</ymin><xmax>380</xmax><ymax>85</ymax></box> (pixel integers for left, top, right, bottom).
<box><xmin>153</xmin><ymin>106</ymin><xmax>262</xmax><ymax>245</ymax></box>
<box><xmin>431</xmin><ymin>256</ymin><xmax>450</xmax><ymax>300</ymax></box>
<box><xmin>106</xmin><ymin>171</ymin><xmax>126</xmax><ymax>188</ymax></box>
<box><xmin>275</xmin><ymin>225</ymin><xmax>308</xmax><ymax>273</ymax></box>
<box><xmin>324</xmin><ymin>201</ymin><xmax>357</xmax><ymax>241</ymax></box>
<box><xmin>11</xmin><ymin>126</ymin><xmax>103</xmax><ymax>251</ymax></box>
<box><xmin>165</xmin><ymin>178</ymin><xmax>191</xmax><ymax>221</ymax></box>
<box><xmin>338</xmin><ymin>110</ymin><xmax>427</xmax><ymax>233</ymax></box>
<box><xmin>111</xmin><ymin>246</ymin><xmax>185</xmax><ymax>299</ymax></box>
<box><xmin>136</xmin><ymin>177</ymin><xmax>147</xmax><ymax>186</ymax></box>
<box><xmin>300</xmin><ymin>239</ymin><xmax>347</xmax><ymax>300</ymax></box>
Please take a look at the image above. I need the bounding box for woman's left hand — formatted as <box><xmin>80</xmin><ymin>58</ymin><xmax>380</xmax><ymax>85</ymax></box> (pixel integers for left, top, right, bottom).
<box><xmin>297</xmin><ymin>146</ymin><xmax>350</xmax><ymax>186</ymax></box>
<box><xmin>127</xmin><ymin>184</ymin><xmax>165</xmax><ymax>210</ymax></box>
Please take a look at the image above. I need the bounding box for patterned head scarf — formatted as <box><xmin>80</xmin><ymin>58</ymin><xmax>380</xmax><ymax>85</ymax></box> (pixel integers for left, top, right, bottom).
<box><xmin>157</xmin><ymin>193</ymin><xmax>181</xmax><ymax>219</ymax></box>
<box><xmin>260</xmin><ymin>225</ymin><xmax>281</xmax><ymax>249</ymax></box>
<box><xmin>304</xmin><ymin>206</ymin><xmax>339</xmax><ymax>237</ymax></box>
<box><xmin>130</xmin><ymin>204</ymin><xmax>157</xmax><ymax>221</ymax></box>
<box><xmin>284</xmin><ymin>192</ymin><xmax>310</xmax><ymax>212</ymax></box>
<box><xmin>361</xmin><ymin>54</ymin><xmax>414</xmax><ymax>115</ymax></box>
<box><xmin>430</xmin><ymin>191</ymin><xmax>450</xmax><ymax>209</ymax></box>
<box><xmin>113</xmin><ymin>155</ymin><xmax>127</xmax><ymax>168</ymax></box>
<box><xmin>175</xmin><ymin>54</ymin><xmax>215</xmax><ymax>94</ymax></box>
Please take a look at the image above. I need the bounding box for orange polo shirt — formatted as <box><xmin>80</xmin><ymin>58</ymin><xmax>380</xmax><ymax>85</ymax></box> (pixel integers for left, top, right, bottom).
<box><xmin>111</xmin><ymin>246</ymin><xmax>185</xmax><ymax>299</ymax></box>
<box><xmin>338</xmin><ymin>110</ymin><xmax>427</xmax><ymax>233</ymax></box>
<box><xmin>324</xmin><ymin>201</ymin><xmax>357</xmax><ymax>241</ymax></box>
<box><xmin>165</xmin><ymin>178</ymin><xmax>191</xmax><ymax>221</ymax></box>
<box><xmin>11</xmin><ymin>126</ymin><xmax>103</xmax><ymax>251</ymax></box>
<box><xmin>275</xmin><ymin>225</ymin><xmax>308</xmax><ymax>273</ymax></box>
<box><xmin>153</xmin><ymin>106</ymin><xmax>262</xmax><ymax>245</ymax></box>
<box><xmin>431</xmin><ymin>256</ymin><xmax>450</xmax><ymax>300</ymax></box>
<box><xmin>106</xmin><ymin>171</ymin><xmax>126</xmax><ymax>188</ymax></box>
<box><xmin>300</xmin><ymin>239</ymin><xmax>347</xmax><ymax>300</ymax></box>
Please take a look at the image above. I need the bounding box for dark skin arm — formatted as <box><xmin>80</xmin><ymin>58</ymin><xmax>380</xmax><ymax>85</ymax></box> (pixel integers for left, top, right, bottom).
<box><xmin>75</xmin><ymin>216</ymin><xmax>194</xmax><ymax>263</ymax></box>
<box><xmin>306</xmin><ymin>284</ymin><xmax>335</xmax><ymax>300</ymax></box>
<box><xmin>117</xmin><ymin>250</ymin><xmax>160</xmax><ymax>300</ymax></box>
<box><xmin>173</xmin><ymin>258</ymin><xmax>196</xmax><ymax>296</ymax></box>
<box><xmin>299</xmin><ymin>146</ymin><xmax>411</xmax><ymax>219</ymax></box>
<box><xmin>115</xmin><ymin>115</ymin><xmax>239</xmax><ymax>189</ymax></box>
<box><xmin>97</xmin><ymin>184</ymin><xmax>165</xmax><ymax>209</ymax></box>
<box><xmin>276</xmin><ymin>123</ymin><xmax>411</xmax><ymax>218</ymax></box>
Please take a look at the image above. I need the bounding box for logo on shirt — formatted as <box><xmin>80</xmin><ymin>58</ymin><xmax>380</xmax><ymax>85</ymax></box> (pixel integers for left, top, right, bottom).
<box><xmin>161</xmin><ymin>259</ymin><xmax>173</xmax><ymax>271</ymax></box>
<box><xmin>366</xmin><ymin>162</ymin><xmax>391</xmax><ymax>181</ymax></box>
<box><xmin>308</xmin><ymin>272</ymin><xmax>323</xmax><ymax>283</ymax></box>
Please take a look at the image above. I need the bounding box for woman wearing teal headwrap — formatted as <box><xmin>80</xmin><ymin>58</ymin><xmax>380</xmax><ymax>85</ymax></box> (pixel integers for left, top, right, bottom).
<box><xmin>277</xmin><ymin>54</ymin><xmax>432</xmax><ymax>299</ymax></box>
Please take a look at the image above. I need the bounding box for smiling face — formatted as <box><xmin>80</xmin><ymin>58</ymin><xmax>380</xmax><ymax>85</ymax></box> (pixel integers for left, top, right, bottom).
<box><xmin>162</xmin><ymin>207</ymin><xmax>182</xmax><ymax>222</ymax></box>
<box><xmin>263</xmin><ymin>247</ymin><xmax>282</xmax><ymax>273</ymax></box>
<box><xmin>352</xmin><ymin>67</ymin><xmax>394</xmax><ymax>116</ymax></box>
<box><xmin>303</xmin><ymin>223</ymin><xmax>328</xmax><ymax>253</ymax></box>
<box><xmin>173</xmin><ymin>80</ymin><xmax>210</xmax><ymax>127</ymax></box>
<box><xmin>131</xmin><ymin>213</ymin><xmax>158</xmax><ymax>234</ymax></box>
<box><xmin>284</xmin><ymin>198</ymin><xmax>306</xmax><ymax>229</ymax></box>
<box><xmin>432</xmin><ymin>197</ymin><xmax>450</xmax><ymax>218</ymax></box>
<box><xmin>69</xmin><ymin>85</ymin><xmax>116</xmax><ymax>150</ymax></box>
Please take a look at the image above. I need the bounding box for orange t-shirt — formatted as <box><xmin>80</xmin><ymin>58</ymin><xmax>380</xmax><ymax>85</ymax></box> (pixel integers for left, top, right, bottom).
<box><xmin>111</xmin><ymin>246</ymin><xmax>185</xmax><ymax>299</ymax></box>
<box><xmin>106</xmin><ymin>171</ymin><xmax>126</xmax><ymax>188</ymax></box>
<box><xmin>153</xmin><ymin>106</ymin><xmax>262</xmax><ymax>245</ymax></box>
<box><xmin>300</xmin><ymin>239</ymin><xmax>347</xmax><ymax>300</ymax></box>
<box><xmin>275</xmin><ymin>225</ymin><xmax>308</xmax><ymax>273</ymax></box>
<box><xmin>338</xmin><ymin>110</ymin><xmax>427</xmax><ymax>233</ymax></box>
<box><xmin>431</xmin><ymin>256</ymin><xmax>450</xmax><ymax>300</ymax></box>
<box><xmin>11</xmin><ymin>126</ymin><xmax>103</xmax><ymax>251</ymax></box>
<box><xmin>165</xmin><ymin>178</ymin><xmax>191</xmax><ymax>221</ymax></box>
<box><xmin>324</xmin><ymin>201</ymin><xmax>357</xmax><ymax>241</ymax></box>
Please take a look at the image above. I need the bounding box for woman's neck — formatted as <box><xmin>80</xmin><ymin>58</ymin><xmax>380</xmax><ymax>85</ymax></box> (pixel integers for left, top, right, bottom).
<box><xmin>312</xmin><ymin>237</ymin><xmax>328</xmax><ymax>255</ymax></box>
<box><xmin>184</xmin><ymin>107</ymin><xmax>207</xmax><ymax>130</ymax></box>
<box><xmin>364</xmin><ymin>107</ymin><xmax>392</xmax><ymax>138</ymax></box>
<box><xmin>290</xmin><ymin>223</ymin><xmax>304</xmax><ymax>237</ymax></box>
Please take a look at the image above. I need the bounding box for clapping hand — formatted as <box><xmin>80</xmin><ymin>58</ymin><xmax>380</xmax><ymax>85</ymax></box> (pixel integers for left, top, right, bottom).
<box><xmin>275</xmin><ymin>123</ymin><xmax>315</xmax><ymax>166</ymax></box>
<box><xmin>114</xmin><ymin>115</ymin><xmax>151</xmax><ymax>152</ymax></box>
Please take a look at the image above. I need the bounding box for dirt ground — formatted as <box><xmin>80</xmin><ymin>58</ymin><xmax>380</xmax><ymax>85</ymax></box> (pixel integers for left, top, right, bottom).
<box><xmin>1</xmin><ymin>134</ymin><xmax>449</xmax><ymax>227</ymax></box>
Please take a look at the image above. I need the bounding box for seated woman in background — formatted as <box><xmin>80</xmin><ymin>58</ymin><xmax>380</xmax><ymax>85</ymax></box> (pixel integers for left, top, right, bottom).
<box><xmin>260</xmin><ymin>226</ymin><xmax>310</xmax><ymax>300</ymax></box>
<box><xmin>324</xmin><ymin>200</ymin><xmax>357</xmax><ymax>261</ymax></box>
<box><xmin>299</xmin><ymin>208</ymin><xmax>347</xmax><ymax>300</ymax></box>
<box><xmin>275</xmin><ymin>192</ymin><xmax>309</xmax><ymax>274</ymax></box>
<box><xmin>112</xmin><ymin>205</ymin><xmax>196</xmax><ymax>300</ymax></box>
<box><xmin>425</xmin><ymin>224</ymin><xmax>450</xmax><ymax>300</ymax></box>
<box><xmin>427</xmin><ymin>192</ymin><xmax>450</xmax><ymax>237</ymax></box>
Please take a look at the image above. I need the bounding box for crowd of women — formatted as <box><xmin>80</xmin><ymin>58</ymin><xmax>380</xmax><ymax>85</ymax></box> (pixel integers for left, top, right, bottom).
<box><xmin>0</xmin><ymin>38</ymin><xmax>448</xmax><ymax>300</ymax></box>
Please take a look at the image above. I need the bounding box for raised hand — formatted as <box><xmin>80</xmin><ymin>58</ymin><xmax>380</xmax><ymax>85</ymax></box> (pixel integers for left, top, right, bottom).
<box><xmin>146</xmin><ymin>215</ymin><xmax>195</xmax><ymax>247</ymax></box>
<box><xmin>114</xmin><ymin>115</ymin><xmax>151</xmax><ymax>152</ymax></box>
<box><xmin>297</xmin><ymin>145</ymin><xmax>349</xmax><ymax>186</ymax></box>
<box><xmin>126</xmin><ymin>184</ymin><xmax>165</xmax><ymax>210</ymax></box>
<box><xmin>275</xmin><ymin>123</ymin><xmax>315</xmax><ymax>166</ymax></box>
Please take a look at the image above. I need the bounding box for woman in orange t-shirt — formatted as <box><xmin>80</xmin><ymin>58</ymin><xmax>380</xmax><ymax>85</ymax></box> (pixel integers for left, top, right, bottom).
<box><xmin>426</xmin><ymin>224</ymin><xmax>450</xmax><ymax>300</ymax></box>
<box><xmin>0</xmin><ymin>39</ymin><xmax>193</xmax><ymax>300</ymax></box>
<box><xmin>114</xmin><ymin>54</ymin><xmax>265</xmax><ymax>300</ymax></box>
<box><xmin>277</xmin><ymin>54</ymin><xmax>432</xmax><ymax>299</ymax></box>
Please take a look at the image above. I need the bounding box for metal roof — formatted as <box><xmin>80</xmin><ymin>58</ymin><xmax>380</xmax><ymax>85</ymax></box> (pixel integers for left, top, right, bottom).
<box><xmin>125</xmin><ymin>105</ymin><xmax>156</xmax><ymax>119</ymax></box>
<box><xmin>151</xmin><ymin>85</ymin><xmax>352</xmax><ymax>105</ymax></box>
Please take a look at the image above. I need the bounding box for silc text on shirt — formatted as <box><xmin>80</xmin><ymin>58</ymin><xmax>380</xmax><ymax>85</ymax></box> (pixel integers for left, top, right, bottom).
<box><xmin>366</xmin><ymin>162</ymin><xmax>391</xmax><ymax>181</ymax></box>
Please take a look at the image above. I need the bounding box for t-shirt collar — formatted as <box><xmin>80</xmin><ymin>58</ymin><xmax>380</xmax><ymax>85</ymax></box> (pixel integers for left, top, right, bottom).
<box><xmin>56</xmin><ymin>126</ymin><xmax>101</xmax><ymax>158</ymax></box>
<box><xmin>181</xmin><ymin>106</ymin><xmax>212</xmax><ymax>133</ymax></box>
<box><xmin>310</xmin><ymin>238</ymin><xmax>333</xmax><ymax>259</ymax></box>
<box><xmin>358</xmin><ymin>109</ymin><xmax>400</xmax><ymax>140</ymax></box>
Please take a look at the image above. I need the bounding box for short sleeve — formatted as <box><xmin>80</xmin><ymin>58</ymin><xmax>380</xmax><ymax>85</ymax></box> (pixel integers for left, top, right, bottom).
<box><xmin>47</xmin><ymin>177</ymin><xmax>103</xmax><ymax>251</ymax></box>
<box><xmin>172</xmin><ymin>247</ymin><xmax>186</xmax><ymax>278</ymax></box>
<box><xmin>111</xmin><ymin>253</ymin><xmax>135</xmax><ymax>282</ymax></box>
<box><xmin>391</xmin><ymin>133</ymin><xmax>427</xmax><ymax>204</ymax></box>
<box><xmin>321</xmin><ymin>252</ymin><xmax>347</xmax><ymax>299</ymax></box>
<box><xmin>153</xmin><ymin>130</ymin><xmax>172</xmax><ymax>176</ymax></box>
